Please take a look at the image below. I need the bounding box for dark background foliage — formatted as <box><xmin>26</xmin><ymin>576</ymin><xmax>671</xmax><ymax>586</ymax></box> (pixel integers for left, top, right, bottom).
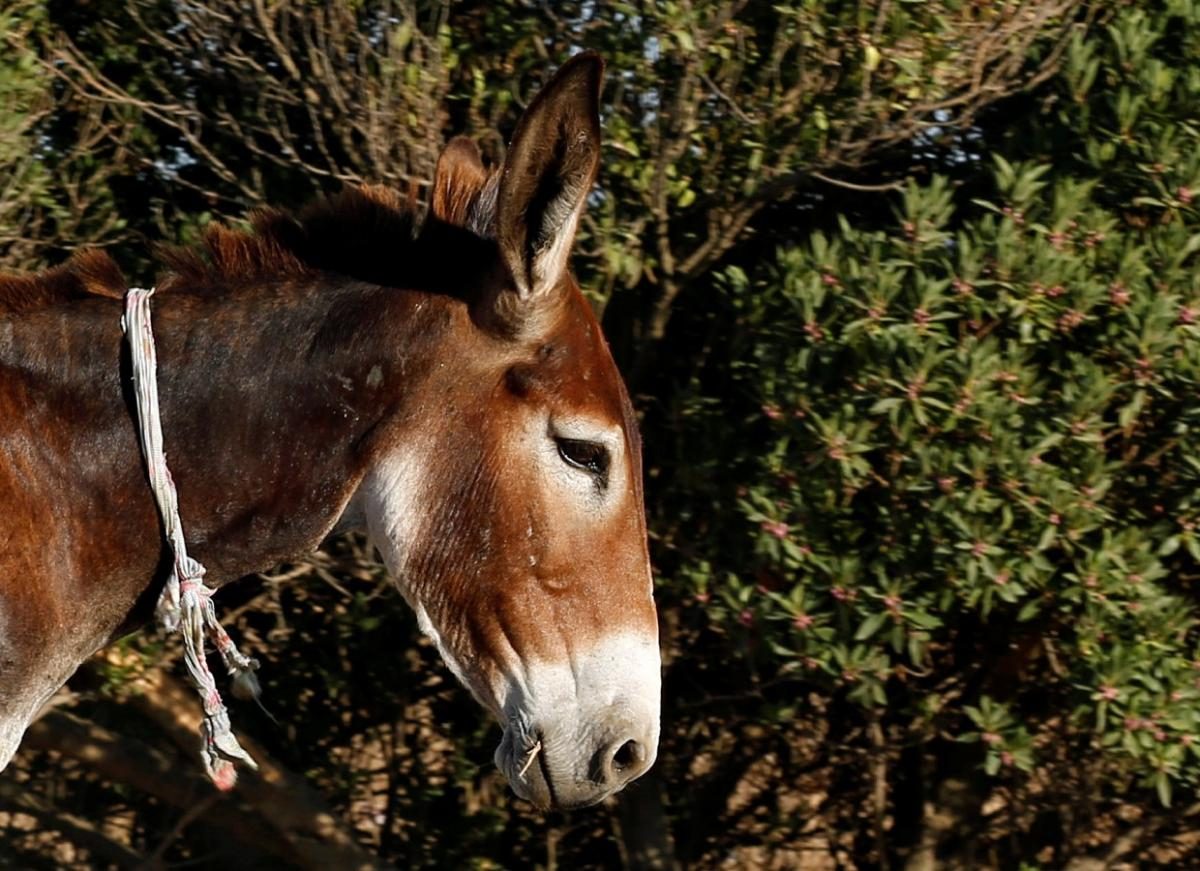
<box><xmin>3</xmin><ymin>0</ymin><xmax>1200</xmax><ymax>867</ymax></box>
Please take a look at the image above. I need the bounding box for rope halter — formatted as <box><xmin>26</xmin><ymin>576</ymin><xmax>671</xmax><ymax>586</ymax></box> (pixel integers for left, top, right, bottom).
<box><xmin>122</xmin><ymin>286</ymin><xmax>261</xmax><ymax>791</ymax></box>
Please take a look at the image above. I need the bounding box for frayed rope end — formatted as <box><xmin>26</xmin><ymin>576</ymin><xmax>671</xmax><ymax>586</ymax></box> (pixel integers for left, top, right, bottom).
<box><xmin>200</xmin><ymin>708</ymin><xmax>258</xmax><ymax>791</ymax></box>
<box><xmin>207</xmin><ymin>758</ymin><xmax>239</xmax><ymax>792</ymax></box>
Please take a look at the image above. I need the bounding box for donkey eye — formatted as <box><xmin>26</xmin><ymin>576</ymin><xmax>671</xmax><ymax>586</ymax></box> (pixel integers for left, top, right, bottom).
<box><xmin>556</xmin><ymin>438</ymin><xmax>610</xmax><ymax>479</ymax></box>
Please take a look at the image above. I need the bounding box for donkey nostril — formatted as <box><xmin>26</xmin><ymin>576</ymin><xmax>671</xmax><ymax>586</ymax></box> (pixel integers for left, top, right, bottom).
<box><xmin>592</xmin><ymin>733</ymin><xmax>653</xmax><ymax>790</ymax></box>
<box><xmin>611</xmin><ymin>738</ymin><xmax>643</xmax><ymax>773</ymax></box>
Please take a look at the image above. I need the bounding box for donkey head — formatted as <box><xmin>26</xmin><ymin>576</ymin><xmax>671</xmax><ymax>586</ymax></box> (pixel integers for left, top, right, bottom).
<box><xmin>355</xmin><ymin>54</ymin><xmax>660</xmax><ymax>810</ymax></box>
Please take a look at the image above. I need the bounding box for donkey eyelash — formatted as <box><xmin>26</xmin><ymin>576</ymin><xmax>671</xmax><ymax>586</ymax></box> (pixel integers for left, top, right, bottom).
<box><xmin>555</xmin><ymin>437</ymin><xmax>611</xmax><ymax>481</ymax></box>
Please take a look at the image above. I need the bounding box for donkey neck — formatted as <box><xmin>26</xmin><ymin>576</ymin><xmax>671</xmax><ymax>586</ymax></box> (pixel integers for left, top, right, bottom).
<box><xmin>144</xmin><ymin>279</ymin><xmax>469</xmax><ymax>586</ymax></box>
<box><xmin>0</xmin><ymin>277</ymin><xmax>471</xmax><ymax>644</ymax></box>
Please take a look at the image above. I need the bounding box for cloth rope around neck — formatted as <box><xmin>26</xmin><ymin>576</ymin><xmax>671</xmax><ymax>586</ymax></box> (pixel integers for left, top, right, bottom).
<box><xmin>122</xmin><ymin>286</ymin><xmax>260</xmax><ymax>791</ymax></box>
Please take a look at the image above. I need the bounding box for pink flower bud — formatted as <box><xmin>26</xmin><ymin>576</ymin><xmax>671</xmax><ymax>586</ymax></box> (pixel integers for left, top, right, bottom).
<box><xmin>761</xmin><ymin>520</ymin><xmax>790</xmax><ymax>540</ymax></box>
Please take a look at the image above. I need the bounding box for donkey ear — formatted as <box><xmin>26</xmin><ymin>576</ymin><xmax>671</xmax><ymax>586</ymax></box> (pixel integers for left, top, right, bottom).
<box><xmin>496</xmin><ymin>52</ymin><xmax>603</xmax><ymax>307</ymax></box>
<box><xmin>432</xmin><ymin>136</ymin><xmax>491</xmax><ymax>229</ymax></box>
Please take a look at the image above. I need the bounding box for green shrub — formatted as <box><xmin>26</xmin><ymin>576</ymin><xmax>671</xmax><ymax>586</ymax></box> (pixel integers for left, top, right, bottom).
<box><xmin>667</xmin><ymin>121</ymin><xmax>1200</xmax><ymax>805</ymax></box>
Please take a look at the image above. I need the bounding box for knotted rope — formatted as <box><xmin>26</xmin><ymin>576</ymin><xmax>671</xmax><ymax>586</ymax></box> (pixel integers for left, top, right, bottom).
<box><xmin>122</xmin><ymin>286</ymin><xmax>261</xmax><ymax>791</ymax></box>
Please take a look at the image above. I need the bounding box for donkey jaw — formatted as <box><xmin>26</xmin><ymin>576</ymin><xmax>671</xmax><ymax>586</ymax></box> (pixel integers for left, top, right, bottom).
<box><xmin>493</xmin><ymin>633</ymin><xmax>662</xmax><ymax>810</ymax></box>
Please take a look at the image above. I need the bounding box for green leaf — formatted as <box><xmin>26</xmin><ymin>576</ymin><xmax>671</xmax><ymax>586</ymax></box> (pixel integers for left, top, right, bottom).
<box><xmin>1017</xmin><ymin>599</ymin><xmax>1042</xmax><ymax>622</ymax></box>
<box><xmin>855</xmin><ymin>612</ymin><xmax>889</xmax><ymax>641</ymax></box>
<box><xmin>1156</xmin><ymin>771</ymin><xmax>1173</xmax><ymax>807</ymax></box>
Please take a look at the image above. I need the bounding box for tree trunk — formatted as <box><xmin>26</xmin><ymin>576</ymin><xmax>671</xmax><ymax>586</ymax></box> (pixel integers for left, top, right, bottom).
<box><xmin>106</xmin><ymin>657</ymin><xmax>391</xmax><ymax>870</ymax></box>
<box><xmin>613</xmin><ymin>770</ymin><xmax>678</xmax><ymax>871</ymax></box>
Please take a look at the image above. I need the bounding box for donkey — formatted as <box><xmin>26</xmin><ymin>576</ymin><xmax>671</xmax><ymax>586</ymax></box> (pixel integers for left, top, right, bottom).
<box><xmin>0</xmin><ymin>53</ymin><xmax>659</xmax><ymax>810</ymax></box>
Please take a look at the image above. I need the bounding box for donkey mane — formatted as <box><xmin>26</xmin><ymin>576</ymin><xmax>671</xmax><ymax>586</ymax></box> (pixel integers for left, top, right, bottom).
<box><xmin>159</xmin><ymin>184</ymin><xmax>429</xmax><ymax>292</ymax></box>
<box><xmin>0</xmin><ymin>183</ymin><xmax>493</xmax><ymax>314</ymax></box>
<box><xmin>0</xmin><ymin>249</ymin><xmax>126</xmax><ymax>314</ymax></box>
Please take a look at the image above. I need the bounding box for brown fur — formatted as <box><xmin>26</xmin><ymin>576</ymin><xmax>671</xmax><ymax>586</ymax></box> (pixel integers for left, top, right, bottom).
<box><xmin>0</xmin><ymin>249</ymin><xmax>126</xmax><ymax>314</ymax></box>
<box><xmin>432</xmin><ymin>137</ymin><xmax>492</xmax><ymax>228</ymax></box>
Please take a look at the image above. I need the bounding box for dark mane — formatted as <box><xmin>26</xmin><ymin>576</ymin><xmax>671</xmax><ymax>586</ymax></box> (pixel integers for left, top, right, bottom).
<box><xmin>0</xmin><ymin>249</ymin><xmax>127</xmax><ymax>315</ymax></box>
<box><xmin>158</xmin><ymin>184</ymin><xmax>430</xmax><ymax>293</ymax></box>
<box><xmin>1</xmin><ymin>183</ymin><xmax>491</xmax><ymax>313</ymax></box>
